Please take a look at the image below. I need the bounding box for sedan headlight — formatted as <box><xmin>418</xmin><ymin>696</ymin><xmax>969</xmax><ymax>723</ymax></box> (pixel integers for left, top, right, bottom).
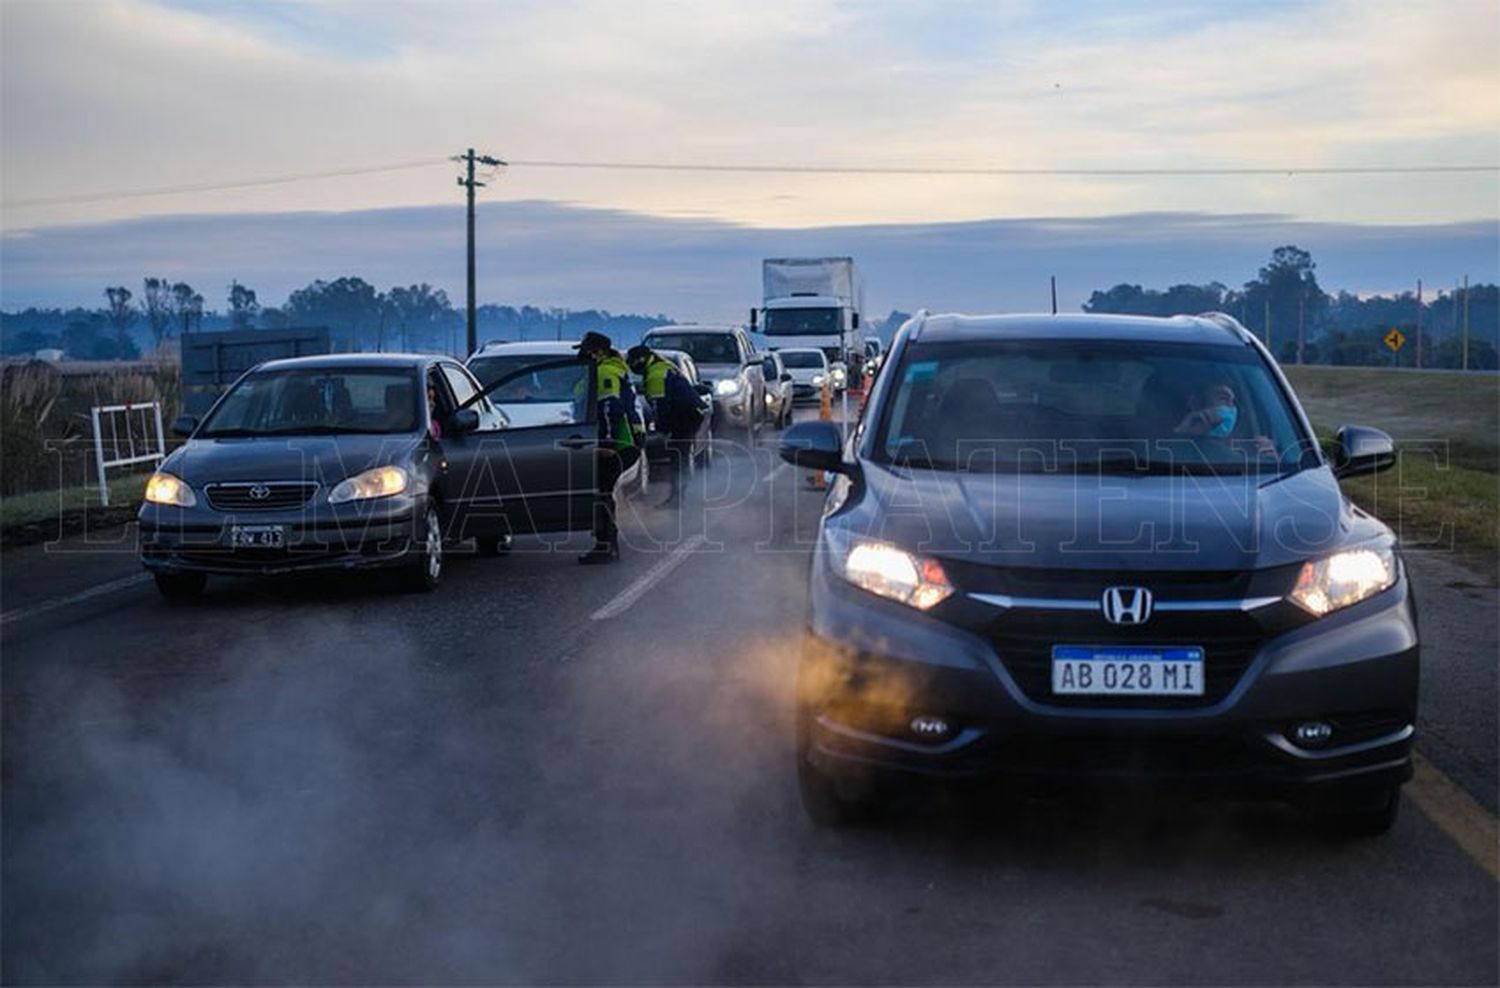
<box><xmin>329</xmin><ymin>465</ymin><xmax>409</xmax><ymax>504</ymax></box>
<box><xmin>144</xmin><ymin>471</ymin><xmax>196</xmax><ymax>507</ymax></box>
<box><xmin>826</xmin><ymin>530</ymin><xmax>953</xmax><ymax>611</ymax></box>
<box><xmin>714</xmin><ymin>378</ymin><xmax>743</xmax><ymax>397</ymax></box>
<box><xmin>1289</xmin><ymin>546</ymin><xmax>1396</xmax><ymax>616</ymax></box>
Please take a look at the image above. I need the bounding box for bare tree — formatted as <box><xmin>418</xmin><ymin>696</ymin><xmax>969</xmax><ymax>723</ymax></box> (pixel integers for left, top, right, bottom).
<box><xmin>171</xmin><ymin>282</ymin><xmax>204</xmax><ymax>337</ymax></box>
<box><xmin>103</xmin><ymin>286</ymin><xmax>138</xmax><ymax>354</ymax></box>
<box><xmin>142</xmin><ymin>277</ymin><xmax>174</xmax><ymax>353</ymax></box>
<box><xmin>228</xmin><ymin>280</ymin><xmax>259</xmax><ymax>331</ymax></box>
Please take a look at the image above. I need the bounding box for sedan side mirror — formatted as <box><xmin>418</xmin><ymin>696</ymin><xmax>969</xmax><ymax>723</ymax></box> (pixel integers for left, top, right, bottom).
<box><xmin>1332</xmin><ymin>424</ymin><xmax>1395</xmax><ymax>478</ymax></box>
<box><xmin>449</xmin><ymin>408</ymin><xmax>481</xmax><ymax>435</ymax></box>
<box><xmin>779</xmin><ymin>420</ymin><xmax>852</xmax><ymax>474</ymax></box>
<box><xmin>171</xmin><ymin>415</ymin><xmax>198</xmax><ymax>438</ymax></box>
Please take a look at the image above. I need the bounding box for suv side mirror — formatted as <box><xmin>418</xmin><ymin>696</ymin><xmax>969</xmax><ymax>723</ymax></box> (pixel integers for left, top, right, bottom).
<box><xmin>749</xmin><ymin>308</ymin><xmax>758</xmax><ymax>331</ymax></box>
<box><xmin>780</xmin><ymin>372</ymin><xmax>793</xmax><ymax>382</ymax></box>
<box><xmin>1332</xmin><ymin>424</ymin><xmax>1395</xmax><ymax>478</ymax></box>
<box><xmin>171</xmin><ymin>415</ymin><xmax>198</xmax><ymax>438</ymax></box>
<box><xmin>779</xmin><ymin>420</ymin><xmax>852</xmax><ymax>475</ymax></box>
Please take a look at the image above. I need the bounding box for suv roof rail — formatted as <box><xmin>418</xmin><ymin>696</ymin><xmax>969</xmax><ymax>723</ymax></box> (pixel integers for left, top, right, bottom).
<box><xmin>907</xmin><ymin>309</ymin><xmax>931</xmax><ymax>341</ymax></box>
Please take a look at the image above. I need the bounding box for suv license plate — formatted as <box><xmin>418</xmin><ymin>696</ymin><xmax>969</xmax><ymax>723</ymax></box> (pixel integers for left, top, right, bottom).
<box><xmin>1052</xmin><ymin>645</ymin><xmax>1204</xmax><ymax>696</ymax></box>
<box><xmin>230</xmin><ymin>525</ymin><xmax>286</xmax><ymax>549</ymax></box>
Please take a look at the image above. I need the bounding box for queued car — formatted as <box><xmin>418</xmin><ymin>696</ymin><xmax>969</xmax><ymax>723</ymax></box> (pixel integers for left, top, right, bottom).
<box><xmin>642</xmin><ymin>325</ymin><xmax>766</xmax><ymax>436</ymax></box>
<box><xmin>779</xmin><ymin>312</ymin><xmax>1415</xmax><ymax>835</ymax></box>
<box><xmin>139</xmin><ymin>352</ymin><xmax>614</xmax><ymax>597</ymax></box>
<box><xmin>778</xmin><ymin>347</ymin><xmax>835</xmax><ymax>403</ymax></box>
<box><xmin>760</xmin><ymin>350</ymin><xmax>796</xmax><ymax>428</ymax></box>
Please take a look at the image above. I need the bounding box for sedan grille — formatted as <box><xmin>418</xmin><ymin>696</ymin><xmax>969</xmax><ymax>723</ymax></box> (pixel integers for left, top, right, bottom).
<box><xmin>205</xmin><ymin>482</ymin><xmax>318</xmax><ymax>512</ymax></box>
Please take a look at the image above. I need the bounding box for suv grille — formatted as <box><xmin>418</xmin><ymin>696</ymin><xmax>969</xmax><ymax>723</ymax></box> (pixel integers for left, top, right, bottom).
<box><xmin>205</xmin><ymin>482</ymin><xmax>318</xmax><ymax>512</ymax></box>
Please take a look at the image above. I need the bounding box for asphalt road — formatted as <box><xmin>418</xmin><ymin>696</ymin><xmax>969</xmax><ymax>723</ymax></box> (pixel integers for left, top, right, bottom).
<box><xmin>2</xmin><ymin>416</ymin><xmax>1496</xmax><ymax>985</ymax></box>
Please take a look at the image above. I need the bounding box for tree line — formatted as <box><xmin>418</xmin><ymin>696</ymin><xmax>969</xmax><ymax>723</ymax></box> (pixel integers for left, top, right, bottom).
<box><xmin>1082</xmin><ymin>246</ymin><xmax>1498</xmax><ymax>369</ymax></box>
<box><xmin>0</xmin><ymin>276</ymin><xmax>674</xmax><ymax>360</ymax></box>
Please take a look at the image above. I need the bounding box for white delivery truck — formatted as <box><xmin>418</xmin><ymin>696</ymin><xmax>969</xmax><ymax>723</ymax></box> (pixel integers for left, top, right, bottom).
<box><xmin>751</xmin><ymin>258</ymin><xmax>867</xmax><ymax>377</ymax></box>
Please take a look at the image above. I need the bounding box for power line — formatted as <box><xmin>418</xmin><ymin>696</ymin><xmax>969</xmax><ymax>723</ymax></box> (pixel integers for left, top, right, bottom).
<box><xmin>0</xmin><ymin>158</ymin><xmax>449</xmax><ymax>209</ymax></box>
<box><xmin>3</xmin><ymin>156</ymin><xmax>1495</xmax><ymax>210</ymax></box>
<box><xmin>504</xmin><ymin>159</ymin><xmax>1500</xmax><ymax>178</ymax></box>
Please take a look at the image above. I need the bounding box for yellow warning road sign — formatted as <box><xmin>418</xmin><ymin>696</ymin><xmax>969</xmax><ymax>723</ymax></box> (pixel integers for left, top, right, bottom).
<box><xmin>1384</xmin><ymin>328</ymin><xmax>1407</xmax><ymax>352</ymax></box>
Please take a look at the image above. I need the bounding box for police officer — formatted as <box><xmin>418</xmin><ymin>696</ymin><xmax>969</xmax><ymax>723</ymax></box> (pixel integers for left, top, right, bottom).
<box><xmin>574</xmin><ymin>332</ymin><xmax>641</xmax><ymax>564</ymax></box>
<box><xmin>627</xmin><ymin>344</ymin><xmax>704</xmax><ymax>508</ymax></box>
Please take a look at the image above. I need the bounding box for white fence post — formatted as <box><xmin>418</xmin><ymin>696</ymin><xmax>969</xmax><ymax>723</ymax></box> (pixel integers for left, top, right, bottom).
<box><xmin>90</xmin><ymin>401</ymin><xmax>167</xmax><ymax>507</ymax></box>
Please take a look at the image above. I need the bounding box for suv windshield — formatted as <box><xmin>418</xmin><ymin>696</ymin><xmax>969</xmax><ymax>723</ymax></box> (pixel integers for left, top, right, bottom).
<box><xmin>780</xmin><ymin>350</ymin><xmax>826</xmax><ymax>369</ymax></box>
<box><xmin>764</xmin><ymin>308</ymin><xmax>839</xmax><ymax>336</ymax></box>
<box><xmin>647</xmin><ymin>333</ymin><xmax>739</xmax><ymax>365</ymax></box>
<box><xmin>467</xmin><ymin>353</ymin><xmax>575</xmax><ymax>388</ymax></box>
<box><xmin>199</xmin><ymin>367</ymin><xmax>421</xmax><ymax>437</ymax></box>
<box><xmin>875</xmin><ymin>340</ymin><xmax>1312</xmax><ymax>474</ymax></box>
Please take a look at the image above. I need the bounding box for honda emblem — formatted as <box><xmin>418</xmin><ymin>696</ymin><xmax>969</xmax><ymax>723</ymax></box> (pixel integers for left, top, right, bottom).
<box><xmin>1101</xmin><ymin>586</ymin><xmax>1153</xmax><ymax>625</ymax></box>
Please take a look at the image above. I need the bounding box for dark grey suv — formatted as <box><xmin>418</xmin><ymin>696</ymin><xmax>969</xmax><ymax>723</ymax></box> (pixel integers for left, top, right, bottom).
<box><xmin>779</xmin><ymin>313</ymin><xmax>1415</xmax><ymax>834</ymax></box>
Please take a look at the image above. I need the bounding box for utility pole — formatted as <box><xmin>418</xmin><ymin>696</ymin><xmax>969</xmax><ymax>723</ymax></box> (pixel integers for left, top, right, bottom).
<box><xmin>453</xmin><ymin>148</ymin><xmax>505</xmax><ymax>356</ymax></box>
<box><xmin>1263</xmin><ymin>297</ymin><xmax>1272</xmax><ymax>352</ymax></box>
<box><xmin>1462</xmin><ymin>274</ymin><xmax>1470</xmax><ymax>371</ymax></box>
<box><xmin>1049</xmin><ymin>275</ymin><xmax>1058</xmax><ymax>315</ymax></box>
<box><xmin>1296</xmin><ymin>292</ymin><xmax>1305</xmax><ymax>364</ymax></box>
<box><xmin>1415</xmin><ymin>278</ymin><xmax>1424</xmax><ymax>369</ymax></box>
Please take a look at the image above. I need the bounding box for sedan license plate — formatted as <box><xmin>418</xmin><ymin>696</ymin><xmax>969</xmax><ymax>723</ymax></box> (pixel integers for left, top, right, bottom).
<box><xmin>1052</xmin><ymin>645</ymin><xmax>1204</xmax><ymax>696</ymax></box>
<box><xmin>230</xmin><ymin>524</ymin><xmax>286</xmax><ymax>549</ymax></box>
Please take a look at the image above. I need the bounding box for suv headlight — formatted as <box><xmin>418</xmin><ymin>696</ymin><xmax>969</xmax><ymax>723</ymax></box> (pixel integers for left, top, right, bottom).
<box><xmin>329</xmin><ymin>465</ymin><xmax>409</xmax><ymax>504</ymax></box>
<box><xmin>826</xmin><ymin>530</ymin><xmax>953</xmax><ymax>611</ymax></box>
<box><xmin>1289</xmin><ymin>546</ymin><xmax>1396</xmax><ymax>616</ymax></box>
<box><xmin>144</xmin><ymin>471</ymin><xmax>196</xmax><ymax>507</ymax></box>
<box><xmin>714</xmin><ymin>378</ymin><xmax>743</xmax><ymax>397</ymax></box>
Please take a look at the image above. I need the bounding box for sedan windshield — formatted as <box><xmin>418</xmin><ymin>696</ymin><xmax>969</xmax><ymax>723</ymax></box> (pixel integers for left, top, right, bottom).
<box><xmin>876</xmin><ymin>340</ymin><xmax>1313</xmax><ymax>474</ymax></box>
<box><xmin>780</xmin><ymin>350</ymin><xmax>826</xmax><ymax>369</ymax></box>
<box><xmin>199</xmin><ymin>368</ymin><xmax>421</xmax><ymax>436</ymax></box>
<box><xmin>647</xmin><ymin>334</ymin><xmax>739</xmax><ymax>365</ymax></box>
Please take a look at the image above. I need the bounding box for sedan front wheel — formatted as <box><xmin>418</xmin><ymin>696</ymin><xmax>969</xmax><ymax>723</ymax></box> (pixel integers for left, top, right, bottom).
<box><xmin>402</xmin><ymin>501</ymin><xmax>443</xmax><ymax>592</ymax></box>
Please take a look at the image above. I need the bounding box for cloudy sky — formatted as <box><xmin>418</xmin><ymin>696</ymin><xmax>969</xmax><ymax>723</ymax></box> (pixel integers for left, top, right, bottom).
<box><xmin>1</xmin><ymin>0</ymin><xmax>1496</xmax><ymax>312</ymax></box>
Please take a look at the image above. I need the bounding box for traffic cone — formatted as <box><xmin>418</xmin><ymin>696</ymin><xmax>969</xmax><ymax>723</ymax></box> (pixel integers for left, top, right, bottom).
<box><xmin>809</xmin><ymin>379</ymin><xmax>833</xmax><ymax>490</ymax></box>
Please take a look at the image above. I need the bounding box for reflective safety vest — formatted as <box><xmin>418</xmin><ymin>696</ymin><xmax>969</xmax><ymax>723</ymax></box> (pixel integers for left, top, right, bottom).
<box><xmin>595</xmin><ymin>355</ymin><xmax>637</xmax><ymax>450</ymax></box>
<box><xmin>642</xmin><ymin>355</ymin><xmax>675</xmax><ymax>400</ymax></box>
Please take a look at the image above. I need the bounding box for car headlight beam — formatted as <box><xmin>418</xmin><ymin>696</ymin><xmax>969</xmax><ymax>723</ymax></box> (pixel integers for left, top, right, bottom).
<box><xmin>828</xmin><ymin>532</ymin><xmax>953</xmax><ymax>611</ymax></box>
<box><xmin>1289</xmin><ymin>546</ymin><xmax>1396</xmax><ymax>616</ymax></box>
<box><xmin>329</xmin><ymin>465</ymin><xmax>409</xmax><ymax>504</ymax></box>
<box><xmin>714</xmin><ymin>378</ymin><xmax>743</xmax><ymax>397</ymax></box>
<box><xmin>144</xmin><ymin>471</ymin><xmax>196</xmax><ymax>507</ymax></box>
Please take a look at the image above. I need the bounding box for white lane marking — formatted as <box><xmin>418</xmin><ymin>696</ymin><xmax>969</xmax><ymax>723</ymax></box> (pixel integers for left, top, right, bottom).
<box><xmin>590</xmin><ymin>533</ymin><xmax>707</xmax><ymax>621</ymax></box>
<box><xmin>0</xmin><ymin>572</ymin><xmax>152</xmax><ymax>627</ymax></box>
<box><xmin>762</xmin><ymin>461</ymin><xmax>790</xmax><ymax>485</ymax></box>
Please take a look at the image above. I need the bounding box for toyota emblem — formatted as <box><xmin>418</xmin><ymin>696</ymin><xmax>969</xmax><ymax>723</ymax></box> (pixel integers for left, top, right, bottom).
<box><xmin>248</xmin><ymin>484</ymin><xmax>272</xmax><ymax>500</ymax></box>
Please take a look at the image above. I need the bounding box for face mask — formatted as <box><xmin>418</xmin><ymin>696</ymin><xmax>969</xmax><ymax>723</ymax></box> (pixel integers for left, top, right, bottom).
<box><xmin>1207</xmin><ymin>404</ymin><xmax>1237</xmax><ymax>437</ymax></box>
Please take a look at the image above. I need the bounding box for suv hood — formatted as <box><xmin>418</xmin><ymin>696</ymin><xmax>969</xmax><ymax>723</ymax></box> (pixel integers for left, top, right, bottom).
<box><xmin>849</xmin><ymin>463</ymin><xmax>1385</xmax><ymax>571</ymax></box>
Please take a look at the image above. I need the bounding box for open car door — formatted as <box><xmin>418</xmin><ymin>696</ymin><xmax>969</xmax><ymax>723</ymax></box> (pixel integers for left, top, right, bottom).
<box><xmin>441</xmin><ymin>358</ymin><xmax>598</xmax><ymax>539</ymax></box>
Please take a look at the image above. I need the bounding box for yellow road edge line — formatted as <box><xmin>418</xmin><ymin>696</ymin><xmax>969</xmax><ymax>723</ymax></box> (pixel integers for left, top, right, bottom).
<box><xmin>1409</xmin><ymin>751</ymin><xmax>1498</xmax><ymax>881</ymax></box>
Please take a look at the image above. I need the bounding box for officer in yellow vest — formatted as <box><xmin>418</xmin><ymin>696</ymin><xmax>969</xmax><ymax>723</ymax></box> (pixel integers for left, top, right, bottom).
<box><xmin>574</xmin><ymin>332</ymin><xmax>641</xmax><ymax>564</ymax></box>
<box><xmin>628</xmin><ymin>344</ymin><xmax>704</xmax><ymax>507</ymax></box>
